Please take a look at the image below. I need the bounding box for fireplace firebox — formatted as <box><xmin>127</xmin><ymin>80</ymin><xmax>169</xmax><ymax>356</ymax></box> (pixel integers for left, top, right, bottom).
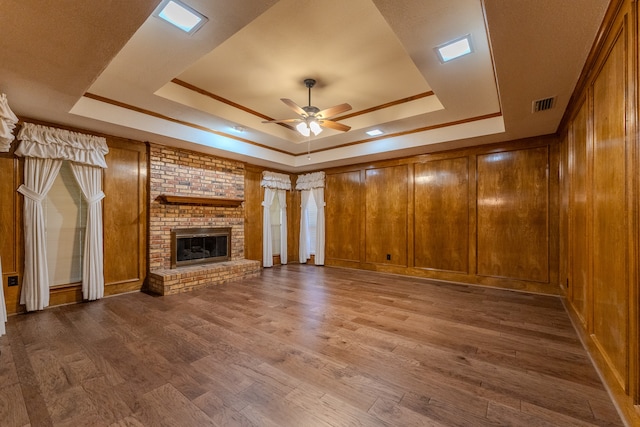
<box><xmin>170</xmin><ymin>227</ymin><xmax>231</xmax><ymax>268</ymax></box>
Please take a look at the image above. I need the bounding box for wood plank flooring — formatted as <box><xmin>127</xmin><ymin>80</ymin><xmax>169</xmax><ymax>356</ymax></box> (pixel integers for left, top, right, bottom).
<box><xmin>0</xmin><ymin>265</ymin><xmax>623</xmax><ymax>426</ymax></box>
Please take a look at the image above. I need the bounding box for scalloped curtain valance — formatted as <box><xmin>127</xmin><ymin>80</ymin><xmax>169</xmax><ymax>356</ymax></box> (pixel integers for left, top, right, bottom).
<box><xmin>15</xmin><ymin>122</ymin><xmax>109</xmax><ymax>168</ymax></box>
<box><xmin>0</xmin><ymin>93</ymin><xmax>19</xmax><ymax>152</ymax></box>
<box><xmin>295</xmin><ymin>171</ymin><xmax>325</xmax><ymax>190</ymax></box>
<box><xmin>261</xmin><ymin>171</ymin><xmax>291</xmax><ymax>190</ymax></box>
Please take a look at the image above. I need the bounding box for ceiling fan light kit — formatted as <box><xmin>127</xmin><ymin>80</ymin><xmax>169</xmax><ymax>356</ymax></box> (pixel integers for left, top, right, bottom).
<box><xmin>296</xmin><ymin>119</ymin><xmax>322</xmax><ymax>137</ymax></box>
<box><xmin>262</xmin><ymin>78</ymin><xmax>352</xmax><ymax>137</ymax></box>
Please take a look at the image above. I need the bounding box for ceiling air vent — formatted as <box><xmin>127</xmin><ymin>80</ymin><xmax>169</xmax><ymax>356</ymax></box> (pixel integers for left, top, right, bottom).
<box><xmin>532</xmin><ymin>96</ymin><xmax>556</xmax><ymax>113</ymax></box>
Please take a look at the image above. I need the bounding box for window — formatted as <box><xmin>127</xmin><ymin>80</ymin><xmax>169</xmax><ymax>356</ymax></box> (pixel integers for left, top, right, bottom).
<box><xmin>306</xmin><ymin>193</ymin><xmax>318</xmax><ymax>255</ymax></box>
<box><xmin>269</xmin><ymin>194</ymin><xmax>281</xmax><ymax>256</ymax></box>
<box><xmin>44</xmin><ymin>161</ymin><xmax>86</xmax><ymax>286</ymax></box>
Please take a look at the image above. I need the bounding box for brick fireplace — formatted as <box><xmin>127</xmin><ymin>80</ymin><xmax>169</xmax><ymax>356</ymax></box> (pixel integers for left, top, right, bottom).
<box><xmin>147</xmin><ymin>143</ymin><xmax>260</xmax><ymax>295</ymax></box>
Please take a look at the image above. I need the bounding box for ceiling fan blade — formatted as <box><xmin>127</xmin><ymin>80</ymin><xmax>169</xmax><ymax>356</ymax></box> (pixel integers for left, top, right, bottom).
<box><xmin>262</xmin><ymin>118</ymin><xmax>300</xmax><ymax>124</ymax></box>
<box><xmin>281</xmin><ymin>98</ymin><xmax>307</xmax><ymax>116</ymax></box>
<box><xmin>320</xmin><ymin>120</ymin><xmax>351</xmax><ymax>132</ymax></box>
<box><xmin>316</xmin><ymin>103</ymin><xmax>352</xmax><ymax>119</ymax></box>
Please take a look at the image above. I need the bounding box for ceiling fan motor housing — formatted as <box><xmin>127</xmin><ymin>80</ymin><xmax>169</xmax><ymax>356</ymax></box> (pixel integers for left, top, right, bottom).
<box><xmin>303</xmin><ymin>105</ymin><xmax>320</xmax><ymax>116</ymax></box>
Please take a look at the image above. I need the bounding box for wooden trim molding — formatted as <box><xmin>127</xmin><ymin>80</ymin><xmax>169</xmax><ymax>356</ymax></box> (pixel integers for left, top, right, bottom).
<box><xmin>158</xmin><ymin>195</ymin><xmax>244</xmax><ymax>207</ymax></box>
<box><xmin>332</xmin><ymin>91</ymin><xmax>435</xmax><ymax>121</ymax></box>
<box><xmin>83</xmin><ymin>92</ymin><xmax>292</xmax><ymax>155</ymax></box>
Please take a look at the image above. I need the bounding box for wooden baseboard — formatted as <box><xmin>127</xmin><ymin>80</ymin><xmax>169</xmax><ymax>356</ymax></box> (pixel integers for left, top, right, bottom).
<box><xmin>563</xmin><ymin>298</ymin><xmax>640</xmax><ymax>426</ymax></box>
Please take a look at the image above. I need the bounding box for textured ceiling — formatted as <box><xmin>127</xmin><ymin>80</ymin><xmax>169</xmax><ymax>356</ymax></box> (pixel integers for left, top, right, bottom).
<box><xmin>0</xmin><ymin>0</ymin><xmax>609</xmax><ymax>171</ymax></box>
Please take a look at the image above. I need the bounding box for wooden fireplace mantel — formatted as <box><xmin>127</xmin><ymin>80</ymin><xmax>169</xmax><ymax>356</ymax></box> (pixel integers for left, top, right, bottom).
<box><xmin>158</xmin><ymin>194</ymin><xmax>244</xmax><ymax>207</ymax></box>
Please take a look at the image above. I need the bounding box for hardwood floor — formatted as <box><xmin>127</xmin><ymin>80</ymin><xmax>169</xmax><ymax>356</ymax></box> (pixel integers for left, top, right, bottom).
<box><xmin>0</xmin><ymin>265</ymin><xmax>623</xmax><ymax>426</ymax></box>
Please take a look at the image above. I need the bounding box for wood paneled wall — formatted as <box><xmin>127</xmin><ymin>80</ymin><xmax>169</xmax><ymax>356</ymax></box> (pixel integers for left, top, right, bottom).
<box><xmin>476</xmin><ymin>147</ymin><xmax>550</xmax><ymax>282</ymax></box>
<box><xmin>323</xmin><ymin>136</ymin><xmax>559</xmax><ymax>295</ymax></box>
<box><xmin>325</xmin><ymin>171</ymin><xmax>361</xmax><ymax>263</ymax></box>
<box><xmin>364</xmin><ymin>165</ymin><xmax>409</xmax><ymax>266</ymax></box>
<box><xmin>414</xmin><ymin>157</ymin><xmax>469</xmax><ymax>273</ymax></box>
<box><xmin>0</xmin><ymin>123</ymin><xmax>148</xmax><ymax>314</ymax></box>
<box><xmin>559</xmin><ymin>0</ymin><xmax>639</xmax><ymax>423</ymax></box>
<box><xmin>102</xmin><ymin>138</ymin><xmax>147</xmax><ymax>295</ymax></box>
<box><xmin>0</xmin><ymin>145</ymin><xmax>22</xmax><ymax>314</ymax></box>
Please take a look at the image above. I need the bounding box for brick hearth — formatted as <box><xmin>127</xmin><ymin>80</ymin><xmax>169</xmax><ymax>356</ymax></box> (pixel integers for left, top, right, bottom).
<box><xmin>148</xmin><ymin>259</ymin><xmax>260</xmax><ymax>295</ymax></box>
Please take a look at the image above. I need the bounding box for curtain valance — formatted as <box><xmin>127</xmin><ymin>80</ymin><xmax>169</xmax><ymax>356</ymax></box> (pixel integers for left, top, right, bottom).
<box><xmin>295</xmin><ymin>171</ymin><xmax>325</xmax><ymax>190</ymax></box>
<box><xmin>261</xmin><ymin>171</ymin><xmax>291</xmax><ymax>190</ymax></box>
<box><xmin>0</xmin><ymin>93</ymin><xmax>19</xmax><ymax>152</ymax></box>
<box><xmin>16</xmin><ymin>122</ymin><xmax>109</xmax><ymax>168</ymax></box>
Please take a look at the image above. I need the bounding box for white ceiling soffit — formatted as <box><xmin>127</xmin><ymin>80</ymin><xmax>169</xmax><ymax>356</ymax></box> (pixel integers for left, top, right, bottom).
<box><xmin>71</xmin><ymin>0</ymin><xmax>503</xmax><ymax>170</ymax></box>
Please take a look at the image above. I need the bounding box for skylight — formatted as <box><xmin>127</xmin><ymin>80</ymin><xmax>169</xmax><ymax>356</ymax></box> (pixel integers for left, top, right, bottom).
<box><xmin>155</xmin><ymin>0</ymin><xmax>207</xmax><ymax>34</ymax></box>
<box><xmin>366</xmin><ymin>129</ymin><xmax>384</xmax><ymax>136</ymax></box>
<box><xmin>436</xmin><ymin>35</ymin><xmax>473</xmax><ymax>63</ymax></box>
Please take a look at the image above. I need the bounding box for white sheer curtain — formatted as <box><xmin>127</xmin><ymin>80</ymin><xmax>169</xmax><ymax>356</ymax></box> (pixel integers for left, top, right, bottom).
<box><xmin>0</xmin><ymin>93</ymin><xmax>18</xmax><ymax>152</ymax></box>
<box><xmin>16</xmin><ymin>122</ymin><xmax>108</xmax><ymax>311</ymax></box>
<box><xmin>296</xmin><ymin>172</ymin><xmax>326</xmax><ymax>265</ymax></box>
<box><xmin>262</xmin><ymin>187</ymin><xmax>276</xmax><ymax>267</ymax></box>
<box><xmin>0</xmin><ymin>257</ymin><xmax>7</xmax><ymax>336</ymax></box>
<box><xmin>70</xmin><ymin>163</ymin><xmax>105</xmax><ymax>301</ymax></box>
<box><xmin>17</xmin><ymin>157</ymin><xmax>63</xmax><ymax>311</ymax></box>
<box><xmin>261</xmin><ymin>171</ymin><xmax>291</xmax><ymax>267</ymax></box>
<box><xmin>276</xmin><ymin>189</ymin><xmax>288</xmax><ymax>264</ymax></box>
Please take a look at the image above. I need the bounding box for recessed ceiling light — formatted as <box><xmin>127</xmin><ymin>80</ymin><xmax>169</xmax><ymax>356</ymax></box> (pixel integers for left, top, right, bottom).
<box><xmin>435</xmin><ymin>34</ymin><xmax>473</xmax><ymax>63</ymax></box>
<box><xmin>154</xmin><ymin>0</ymin><xmax>207</xmax><ymax>34</ymax></box>
<box><xmin>366</xmin><ymin>129</ymin><xmax>384</xmax><ymax>136</ymax></box>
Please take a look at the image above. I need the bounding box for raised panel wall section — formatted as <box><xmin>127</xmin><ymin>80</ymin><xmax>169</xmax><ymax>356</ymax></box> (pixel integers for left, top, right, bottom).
<box><xmin>322</xmin><ymin>136</ymin><xmax>558</xmax><ymax>294</ymax></box>
<box><xmin>568</xmin><ymin>100</ymin><xmax>589</xmax><ymax>326</ymax></box>
<box><xmin>325</xmin><ymin>170</ymin><xmax>362</xmax><ymax>265</ymax></box>
<box><xmin>103</xmin><ymin>138</ymin><xmax>148</xmax><ymax>294</ymax></box>
<box><xmin>364</xmin><ymin>165</ymin><xmax>408</xmax><ymax>267</ymax></box>
<box><xmin>0</xmin><ymin>152</ymin><xmax>22</xmax><ymax>314</ymax></box>
<box><xmin>559</xmin><ymin>0</ymin><xmax>639</xmax><ymax>423</ymax></box>
<box><xmin>476</xmin><ymin>147</ymin><xmax>550</xmax><ymax>283</ymax></box>
<box><xmin>414</xmin><ymin>157</ymin><xmax>469</xmax><ymax>273</ymax></box>
<box><xmin>591</xmin><ymin>22</ymin><xmax>629</xmax><ymax>391</ymax></box>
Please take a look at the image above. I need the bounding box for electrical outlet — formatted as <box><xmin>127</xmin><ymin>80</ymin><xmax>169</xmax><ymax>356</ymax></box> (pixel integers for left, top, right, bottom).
<box><xmin>386</xmin><ymin>254</ymin><xmax>391</xmax><ymax>261</ymax></box>
<box><xmin>8</xmin><ymin>276</ymin><xmax>18</xmax><ymax>287</ymax></box>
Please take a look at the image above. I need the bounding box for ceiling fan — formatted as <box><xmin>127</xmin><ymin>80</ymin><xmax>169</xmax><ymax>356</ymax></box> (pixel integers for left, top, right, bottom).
<box><xmin>262</xmin><ymin>78</ymin><xmax>352</xmax><ymax>137</ymax></box>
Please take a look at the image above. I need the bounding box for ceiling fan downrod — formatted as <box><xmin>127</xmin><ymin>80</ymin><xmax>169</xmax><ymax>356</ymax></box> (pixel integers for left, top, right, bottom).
<box><xmin>304</xmin><ymin>78</ymin><xmax>316</xmax><ymax>108</ymax></box>
<box><xmin>302</xmin><ymin>79</ymin><xmax>320</xmax><ymax>116</ymax></box>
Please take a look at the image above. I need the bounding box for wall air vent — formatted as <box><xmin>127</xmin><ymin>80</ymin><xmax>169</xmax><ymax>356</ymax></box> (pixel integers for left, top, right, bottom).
<box><xmin>532</xmin><ymin>96</ymin><xmax>556</xmax><ymax>113</ymax></box>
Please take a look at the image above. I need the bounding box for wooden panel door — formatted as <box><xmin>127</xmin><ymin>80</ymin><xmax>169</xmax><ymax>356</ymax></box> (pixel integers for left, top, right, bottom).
<box><xmin>103</xmin><ymin>140</ymin><xmax>147</xmax><ymax>293</ymax></box>
<box><xmin>325</xmin><ymin>171</ymin><xmax>361</xmax><ymax>263</ymax></box>
<box><xmin>568</xmin><ymin>100</ymin><xmax>589</xmax><ymax>326</ymax></box>
<box><xmin>476</xmin><ymin>147</ymin><xmax>549</xmax><ymax>282</ymax></box>
<box><xmin>591</xmin><ymin>27</ymin><xmax>628</xmax><ymax>390</ymax></box>
<box><xmin>365</xmin><ymin>165</ymin><xmax>408</xmax><ymax>266</ymax></box>
<box><xmin>414</xmin><ymin>157</ymin><xmax>469</xmax><ymax>273</ymax></box>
